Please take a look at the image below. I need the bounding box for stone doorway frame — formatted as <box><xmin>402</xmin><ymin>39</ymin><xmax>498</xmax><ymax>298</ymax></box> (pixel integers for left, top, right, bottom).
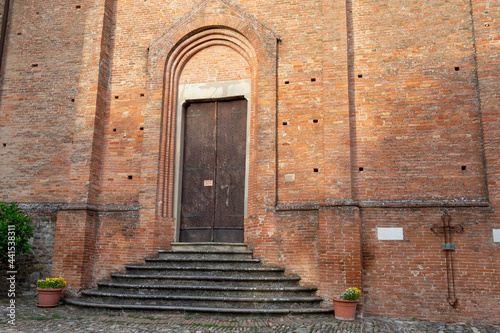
<box><xmin>173</xmin><ymin>81</ymin><xmax>251</xmax><ymax>241</ymax></box>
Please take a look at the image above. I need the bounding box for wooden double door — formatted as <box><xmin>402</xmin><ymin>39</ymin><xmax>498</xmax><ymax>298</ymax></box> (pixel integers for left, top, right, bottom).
<box><xmin>179</xmin><ymin>99</ymin><xmax>247</xmax><ymax>243</ymax></box>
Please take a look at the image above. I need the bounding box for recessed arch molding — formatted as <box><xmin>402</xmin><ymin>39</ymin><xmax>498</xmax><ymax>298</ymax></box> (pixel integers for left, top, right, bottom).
<box><xmin>143</xmin><ymin>10</ymin><xmax>279</xmax><ymax>219</ymax></box>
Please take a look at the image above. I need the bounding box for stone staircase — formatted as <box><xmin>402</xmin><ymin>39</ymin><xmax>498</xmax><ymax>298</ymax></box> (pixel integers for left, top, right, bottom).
<box><xmin>66</xmin><ymin>243</ymin><xmax>334</xmax><ymax>314</ymax></box>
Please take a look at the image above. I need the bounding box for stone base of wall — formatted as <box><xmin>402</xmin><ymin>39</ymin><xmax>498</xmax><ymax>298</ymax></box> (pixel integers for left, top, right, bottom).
<box><xmin>6</xmin><ymin>201</ymin><xmax>498</xmax><ymax>323</ymax></box>
<box><xmin>0</xmin><ymin>204</ymin><xmax>59</xmax><ymax>296</ymax></box>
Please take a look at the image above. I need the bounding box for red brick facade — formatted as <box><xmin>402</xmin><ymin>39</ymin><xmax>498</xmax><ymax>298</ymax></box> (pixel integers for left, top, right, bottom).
<box><xmin>0</xmin><ymin>0</ymin><xmax>499</xmax><ymax>323</ymax></box>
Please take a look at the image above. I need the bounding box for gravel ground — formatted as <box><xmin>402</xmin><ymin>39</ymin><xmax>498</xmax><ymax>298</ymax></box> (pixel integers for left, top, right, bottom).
<box><xmin>1</xmin><ymin>296</ymin><xmax>499</xmax><ymax>333</ymax></box>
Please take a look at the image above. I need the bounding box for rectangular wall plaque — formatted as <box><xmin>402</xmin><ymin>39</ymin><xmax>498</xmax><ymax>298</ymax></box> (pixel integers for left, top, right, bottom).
<box><xmin>377</xmin><ymin>227</ymin><xmax>404</xmax><ymax>240</ymax></box>
<box><xmin>204</xmin><ymin>180</ymin><xmax>213</xmax><ymax>187</ymax></box>
<box><xmin>493</xmin><ymin>229</ymin><xmax>500</xmax><ymax>243</ymax></box>
<box><xmin>284</xmin><ymin>174</ymin><xmax>295</xmax><ymax>183</ymax></box>
<box><xmin>442</xmin><ymin>243</ymin><xmax>455</xmax><ymax>250</ymax></box>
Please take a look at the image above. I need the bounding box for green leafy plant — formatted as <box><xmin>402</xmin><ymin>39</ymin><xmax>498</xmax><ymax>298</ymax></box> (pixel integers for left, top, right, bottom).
<box><xmin>36</xmin><ymin>277</ymin><xmax>67</xmax><ymax>289</ymax></box>
<box><xmin>338</xmin><ymin>287</ymin><xmax>361</xmax><ymax>300</ymax></box>
<box><xmin>0</xmin><ymin>202</ymin><xmax>35</xmax><ymax>261</ymax></box>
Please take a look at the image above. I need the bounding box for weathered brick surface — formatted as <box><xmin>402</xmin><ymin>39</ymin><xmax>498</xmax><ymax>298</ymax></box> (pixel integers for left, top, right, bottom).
<box><xmin>51</xmin><ymin>209</ymin><xmax>99</xmax><ymax>290</ymax></box>
<box><xmin>473</xmin><ymin>0</ymin><xmax>500</xmax><ymax>220</ymax></box>
<box><xmin>0</xmin><ymin>0</ymin><xmax>498</xmax><ymax>323</ymax></box>
<box><xmin>349</xmin><ymin>0</ymin><xmax>487</xmax><ymax>202</ymax></box>
<box><xmin>0</xmin><ymin>0</ymin><xmax>89</xmax><ymax>203</ymax></box>
<box><xmin>361</xmin><ymin>208</ymin><xmax>498</xmax><ymax>322</ymax></box>
<box><xmin>179</xmin><ymin>45</ymin><xmax>251</xmax><ymax>84</ymax></box>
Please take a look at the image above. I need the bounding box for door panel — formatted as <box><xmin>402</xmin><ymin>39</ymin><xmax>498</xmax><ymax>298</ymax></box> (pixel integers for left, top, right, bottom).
<box><xmin>214</xmin><ymin>99</ymin><xmax>247</xmax><ymax>242</ymax></box>
<box><xmin>180</xmin><ymin>99</ymin><xmax>247</xmax><ymax>243</ymax></box>
<box><xmin>180</xmin><ymin>102</ymin><xmax>216</xmax><ymax>242</ymax></box>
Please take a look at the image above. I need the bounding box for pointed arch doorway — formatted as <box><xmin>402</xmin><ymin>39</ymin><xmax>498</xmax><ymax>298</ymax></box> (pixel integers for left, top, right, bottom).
<box><xmin>144</xmin><ymin>3</ymin><xmax>280</xmax><ymax>250</ymax></box>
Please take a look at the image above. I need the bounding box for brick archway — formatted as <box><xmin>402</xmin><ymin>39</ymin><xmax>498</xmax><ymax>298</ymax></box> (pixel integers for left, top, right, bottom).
<box><xmin>158</xmin><ymin>28</ymin><xmax>258</xmax><ymax>219</ymax></box>
<box><xmin>140</xmin><ymin>9</ymin><xmax>279</xmax><ymax>249</ymax></box>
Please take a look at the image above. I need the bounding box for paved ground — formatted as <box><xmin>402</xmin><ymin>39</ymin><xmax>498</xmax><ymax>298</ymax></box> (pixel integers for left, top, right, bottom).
<box><xmin>1</xmin><ymin>296</ymin><xmax>499</xmax><ymax>333</ymax></box>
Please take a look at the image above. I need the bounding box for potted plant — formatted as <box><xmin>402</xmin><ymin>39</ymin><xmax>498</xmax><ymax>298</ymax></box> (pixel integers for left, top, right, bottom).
<box><xmin>333</xmin><ymin>287</ymin><xmax>361</xmax><ymax>320</ymax></box>
<box><xmin>36</xmin><ymin>277</ymin><xmax>66</xmax><ymax>307</ymax></box>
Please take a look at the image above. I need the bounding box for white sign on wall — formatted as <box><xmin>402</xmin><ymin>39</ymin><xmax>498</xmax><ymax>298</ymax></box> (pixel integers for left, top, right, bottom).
<box><xmin>377</xmin><ymin>227</ymin><xmax>404</xmax><ymax>240</ymax></box>
<box><xmin>493</xmin><ymin>229</ymin><xmax>500</xmax><ymax>243</ymax></box>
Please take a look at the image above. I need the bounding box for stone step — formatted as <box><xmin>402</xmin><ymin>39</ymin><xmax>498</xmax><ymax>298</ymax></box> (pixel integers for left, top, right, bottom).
<box><xmin>170</xmin><ymin>242</ymin><xmax>248</xmax><ymax>252</ymax></box>
<box><xmin>143</xmin><ymin>257</ymin><xmax>261</xmax><ymax>268</ymax></box>
<box><xmin>109</xmin><ymin>274</ymin><xmax>301</xmax><ymax>287</ymax></box>
<box><xmin>157</xmin><ymin>250</ymin><xmax>254</xmax><ymax>260</ymax></box>
<box><xmin>96</xmin><ymin>282</ymin><xmax>316</xmax><ymax>297</ymax></box>
<box><xmin>124</xmin><ymin>266</ymin><xmax>284</xmax><ymax>277</ymax></box>
<box><xmin>80</xmin><ymin>291</ymin><xmax>323</xmax><ymax>309</ymax></box>
<box><xmin>66</xmin><ymin>298</ymin><xmax>335</xmax><ymax>314</ymax></box>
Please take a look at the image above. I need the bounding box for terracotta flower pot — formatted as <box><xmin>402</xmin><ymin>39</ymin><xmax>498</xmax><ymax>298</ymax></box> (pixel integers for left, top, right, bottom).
<box><xmin>36</xmin><ymin>287</ymin><xmax>64</xmax><ymax>308</ymax></box>
<box><xmin>333</xmin><ymin>298</ymin><xmax>358</xmax><ymax>320</ymax></box>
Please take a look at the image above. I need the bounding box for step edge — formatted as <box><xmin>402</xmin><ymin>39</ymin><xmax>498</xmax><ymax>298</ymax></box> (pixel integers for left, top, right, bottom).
<box><xmin>145</xmin><ymin>258</ymin><xmax>261</xmax><ymax>262</ymax></box>
<box><xmin>158</xmin><ymin>250</ymin><xmax>253</xmax><ymax>254</ymax></box>
<box><xmin>125</xmin><ymin>266</ymin><xmax>283</xmax><ymax>272</ymax></box>
<box><xmin>66</xmin><ymin>299</ymin><xmax>332</xmax><ymax>314</ymax></box>
<box><xmin>82</xmin><ymin>291</ymin><xmax>323</xmax><ymax>302</ymax></box>
<box><xmin>98</xmin><ymin>283</ymin><xmax>314</xmax><ymax>291</ymax></box>
<box><xmin>109</xmin><ymin>274</ymin><xmax>300</xmax><ymax>281</ymax></box>
<box><xmin>171</xmin><ymin>242</ymin><xmax>247</xmax><ymax>246</ymax></box>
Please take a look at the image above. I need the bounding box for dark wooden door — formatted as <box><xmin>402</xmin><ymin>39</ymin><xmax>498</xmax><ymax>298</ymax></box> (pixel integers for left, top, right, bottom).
<box><xmin>180</xmin><ymin>99</ymin><xmax>247</xmax><ymax>243</ymax></box>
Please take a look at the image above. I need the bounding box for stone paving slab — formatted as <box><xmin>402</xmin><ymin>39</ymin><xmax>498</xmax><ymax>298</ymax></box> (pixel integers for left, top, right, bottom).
<box><xmin>1</xmin><ymin>296</ymin><xmax>499</xmax><ymax>333</ymax></box>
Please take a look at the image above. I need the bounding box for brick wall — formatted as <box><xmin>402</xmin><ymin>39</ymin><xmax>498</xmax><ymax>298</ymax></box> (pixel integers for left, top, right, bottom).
<box><xmin>473</xmin><ymin>0</ymin><xmax>500</xmax><ymax>225</ymax></box>
<box><xmin>349</xmin><ymin>0</ymin><xmax>487</xmax><ymax>202</ymax></box>
<box><xmin>179</xmin><ymin>45</ymin><xmax>251</xmax><ymax>84</ymax></box>
<box><xmin>0</xmin><ymin>0</ymin><xmax>498</xmax><ymax>323</ymax></box>
<box><xmin>0</xmin><ymin>0</ymin><xmax>88</xmax><ymax>203</ymax></box>
<box><xmin>361</xmin><ymin>208</ymin><xmax>498</xmax><ymax>322</ymax></box>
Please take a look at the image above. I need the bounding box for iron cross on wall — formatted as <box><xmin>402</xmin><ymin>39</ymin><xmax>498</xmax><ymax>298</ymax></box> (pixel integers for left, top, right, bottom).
<box><xmin>429</xmin><ymin>210</ymin><xmax>465</xmax><ymax>307</ymax></box>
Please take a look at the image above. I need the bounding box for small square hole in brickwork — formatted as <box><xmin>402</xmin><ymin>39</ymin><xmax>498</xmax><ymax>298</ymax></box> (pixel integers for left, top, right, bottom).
<box><xmin>311</xmin><ymin>78</ymin><xmax>316</xmax><ymax>82</ymax></box>
<box><xmin>115</xmin><ymin>96</ymin><xmax>119</xmax><ymax>99</ymax></box>
<box><xmin>36</xmin><ymin>12</ymin><xmax>39</xmax><ymax>14</ymax></box>
<box><xmin>128</xmin><ymin>175</ymin><xmax>133</xmax><ymax>180</ymax></box>
<box><xmin>140</xmin><ymin>127</ymin><xmax>144</xmax><ymax>131</ymax></box>
<box><xmin>3</xmin><ymin>144</ymin><xmax>6</xmax><ymax>147</ymax></box>
<box><xmin>71</xmin><ymin>98</ymin><xmax>75</xmax><ymax>102</ymax></box>
<box><xmin>462</xmin><ymin>165</ymin><xmax>467</xmax><ymax>170</ymax></box>
<box><xmin>17</xmin><ymin>32</ymin><xmax>22</xmax><ymax>35</ymax></box>
<box><xmin>313</xmin><ymin>168</ymin><xmax>319</xmax><ymax>173</ymax></box>
<box><xmin>283</xmin><ymin>122</ymin><xmax>288</xmax><ymax>126</ymax></box>
<box><xmin>359</xmin><ymin>167</ymin><xmax>364</xmax><ymax>172</ymax></box>
<box><xmin>140</xmin><ymin>93</ymin><xmax>145</xmax><ymax>97</ymax></box>
<box><xmin>358</xmin><ymin>74</ymin><xmax>363</xmax><ymax>78</ymax></box>
<box><xmin>76</xmin><ymin>5</ymin><xmax>81</xmax><ymax>9</ymax></box>
<box><xmin>113</xmin><ymin>128</ymin><xmax>117</xmax><ymax>132</ymax></box>
<box><xmin>313</xmin><ymin>119</ymin><xmax>318</xmax><ymax>123</ymax></box>
<box><xmin>455</xmin><ymin>67</ymin><xmax>460</xmax><ymax>71</ymax></box>
<box><xmin>284</xmin><ymin>80</ymin><xmax>289</xmax><ymax>84</ymax></box>
<box><xmin>32</xmin><ymin>64</ymin><xmax>38</xmax><ymax>67</ymax></box>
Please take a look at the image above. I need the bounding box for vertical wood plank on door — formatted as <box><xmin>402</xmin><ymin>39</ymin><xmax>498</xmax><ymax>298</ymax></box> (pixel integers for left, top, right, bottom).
<box><xmin>180</xmin><ymin>102</ymin><xmax>216</xmax><ymax>242</ymax></box>
<box><xmin>214</xmin><ymin>99</ymin><xmax>247</xmax><ymax>242</ymax></box>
